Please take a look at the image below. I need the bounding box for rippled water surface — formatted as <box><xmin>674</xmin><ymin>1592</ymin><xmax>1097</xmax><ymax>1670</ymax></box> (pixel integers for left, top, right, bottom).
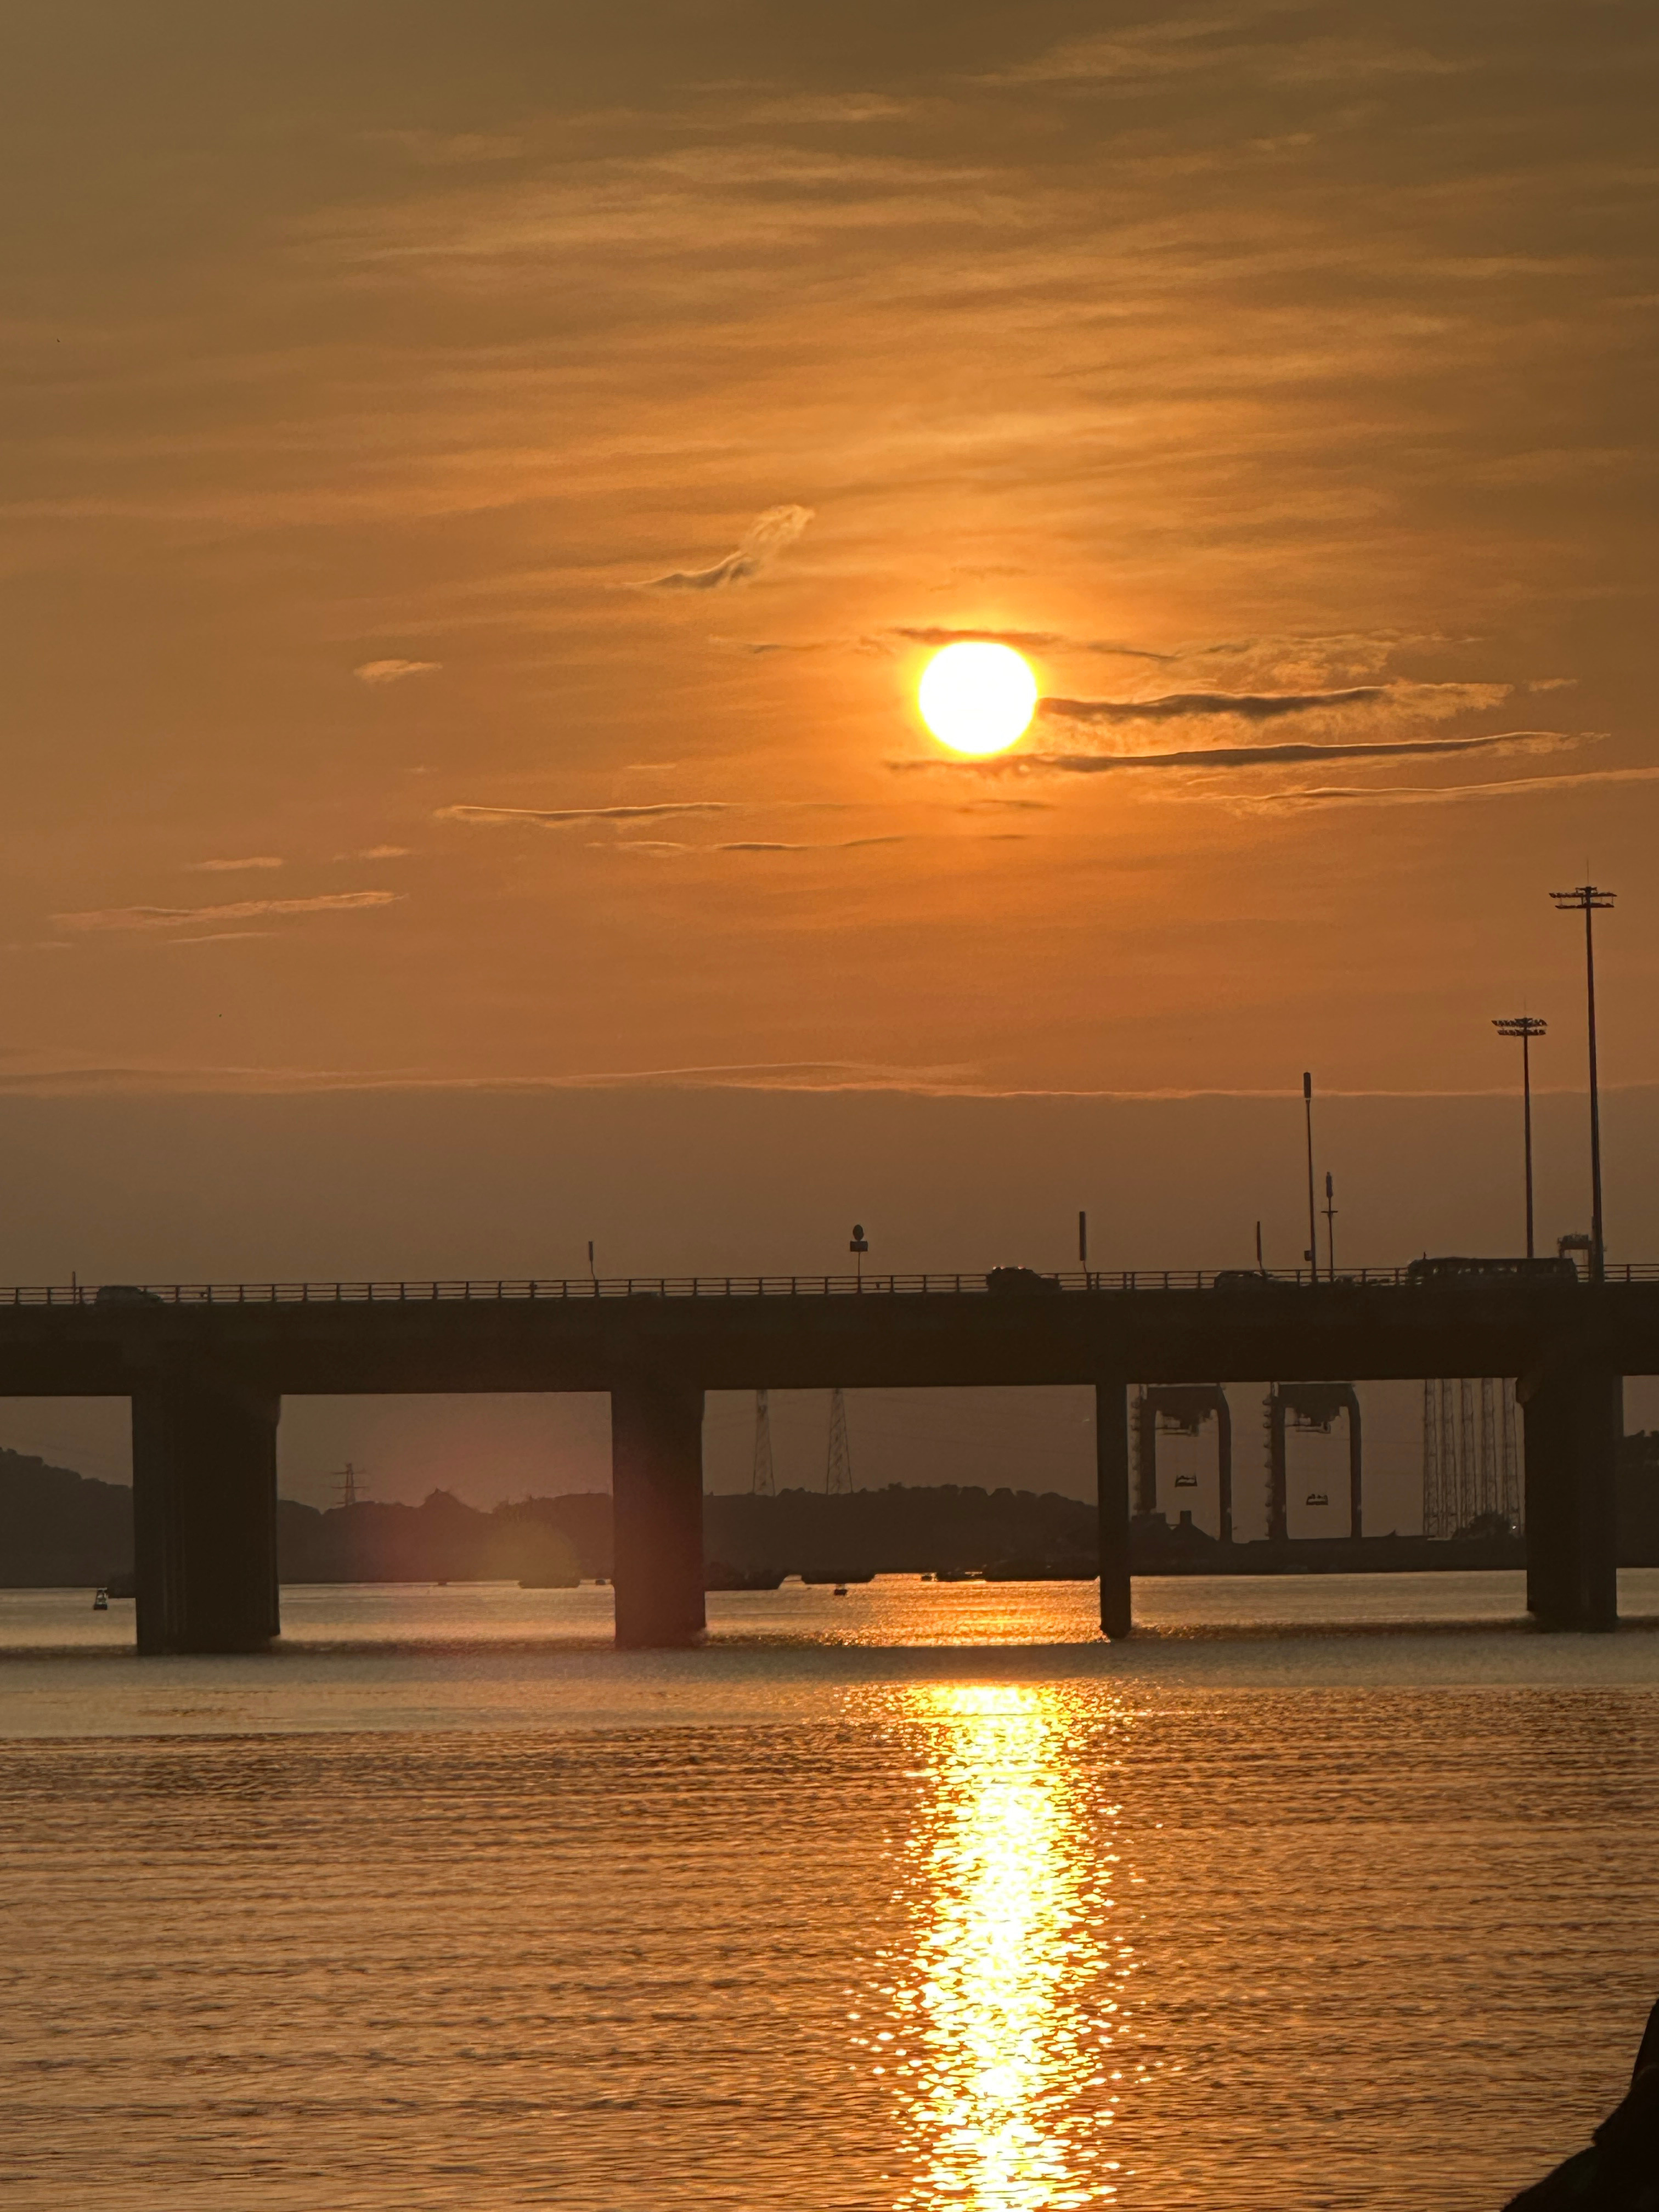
<box><xmin>2</xmin><ymin>1577</ymin><xmax>1657</xmax><ymax>2210</ymax></box>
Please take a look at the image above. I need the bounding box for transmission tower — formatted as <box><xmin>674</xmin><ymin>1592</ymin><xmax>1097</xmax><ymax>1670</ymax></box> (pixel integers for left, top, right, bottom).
<box><xmin>333</xmin><ymin>1461</ymin><xmax>366</xmax><ymax>1508</ymax></box>
<box><xmin>751</xmin><ymin>1389</ymin><xmax>775</xmax><ymax>1497</ymax></box>
<box><xmin>826</xmin><ymin>1386</ymin><xmax>854</xmax><ymax>1496</ymax></box>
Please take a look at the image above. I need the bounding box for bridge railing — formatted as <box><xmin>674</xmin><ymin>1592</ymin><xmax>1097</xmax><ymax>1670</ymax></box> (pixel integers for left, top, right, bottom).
<box><xmin>7</xmin><ymin>1262</ymin><xmax>1659</xmax><ymax>1307</ymax></box>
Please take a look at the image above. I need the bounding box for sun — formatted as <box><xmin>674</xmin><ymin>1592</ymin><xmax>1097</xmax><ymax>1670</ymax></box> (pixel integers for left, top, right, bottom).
<box><xmin>917</xmin><ymin>641</ymin><xmax>1038</xmax><ymax>756</ymax></box>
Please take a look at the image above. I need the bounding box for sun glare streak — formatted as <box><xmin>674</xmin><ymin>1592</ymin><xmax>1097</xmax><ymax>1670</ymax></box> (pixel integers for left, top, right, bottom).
<box><xmin>918</xmin><ymin>642</ymin><xmax>1039</xmax><ymax>755</ymax></box>
<box><xmin>868</xmin><ymin>1683</ymin><xmax>1133</xmax><ymax>2210</ymax></box>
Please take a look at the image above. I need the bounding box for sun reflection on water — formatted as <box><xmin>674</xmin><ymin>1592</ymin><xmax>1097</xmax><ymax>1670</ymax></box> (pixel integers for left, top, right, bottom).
<box><xmin>860</xmin><ymin>1683</ymin><xmax>1135</xmax><ymax>2209</ymax></box>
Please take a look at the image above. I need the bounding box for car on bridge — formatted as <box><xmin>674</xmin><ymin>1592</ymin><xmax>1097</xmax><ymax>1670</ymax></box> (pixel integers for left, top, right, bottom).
<box><xmin>985</xmin><ymin>1266</ymin><xmax>1062</xmax><ymax>1295</ymax></box>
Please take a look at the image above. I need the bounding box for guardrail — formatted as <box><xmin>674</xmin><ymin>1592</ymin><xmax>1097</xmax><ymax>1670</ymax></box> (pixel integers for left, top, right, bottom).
<box><xmin>4</xmin><ymin>1262</ymin><xmax>1657</xmax><ymax>1307</ymax></box>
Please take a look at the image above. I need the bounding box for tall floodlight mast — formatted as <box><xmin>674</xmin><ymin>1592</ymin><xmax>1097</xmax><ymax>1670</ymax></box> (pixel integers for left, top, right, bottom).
<box><xmin>1492</xmin><ymin>1015</ymin><xmax>1547</xmax><ymax>1258</ymax></box>
<box><xmin>1550</xmin><ymin>885</ymin><xmax>1616</xmax><ymax>1281</ymax></box>
<box><xmin>751</xmin><ymin>1389</ymin><xmax>775</xmax><ymax>1498</ymax></box>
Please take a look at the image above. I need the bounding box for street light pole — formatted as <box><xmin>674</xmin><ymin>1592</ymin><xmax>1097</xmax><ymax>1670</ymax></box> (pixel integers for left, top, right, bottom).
<box><xmin>1493</xmin><ymin>1015</ymin><xmax>1547</xmax><ymax>1259</ymax></box>
<box><xmin>1302</xmin><ymin>1071</ymin><xmax>1318</xmax><ymax>1283</ymax></box>
<box><xmin>1550</xmin><ymin>886</ymin><xmax>1615</xmax><ymax>1281</ymax></box>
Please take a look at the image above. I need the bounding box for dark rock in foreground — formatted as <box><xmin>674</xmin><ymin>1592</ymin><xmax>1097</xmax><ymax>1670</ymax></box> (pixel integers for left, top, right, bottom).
<box><xmin>1505</xmin><ymin>2000</ymin><xmax>1659</xmax><ymax>2208</ymax></box>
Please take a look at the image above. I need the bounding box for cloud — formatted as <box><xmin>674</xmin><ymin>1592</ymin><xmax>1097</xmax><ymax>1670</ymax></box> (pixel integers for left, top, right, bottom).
<box><xmin>437</xmin><ymin>800</ymin><xmax>736</xmax><ymax>827</ymax></box>
<box><xmin>1040</xmin><ymin>685</ymin><xmax>1389</xmax><ymax>725</ymax></box>
<box><xmin>186</xmin><ymin>855</ymin><xmax>284</xmax><ymax>873</ymax></box>
<box><xmin>1246</xmin><ymin>764</ymin><xmax>1659</xmax><ymax>811</ymax></box>
<box><xmin>891</xmin><ymin>626</ymin><xmax>1176</xmax><ymax>661</ymax></box>
<box><xmin>156</xmin><ymin>931</ymin><xmax>276</xmax><ymax>947</ymax></box>
<box><xmin>54</xmin><ymin>891</ymin><xmax>404</xmax><ymax>933</ymax></box>
<box><xmin>599</xmin><ymin>833</ymin><xmax>906</xmax><ymax>856</ymax></box>
<box><xmin>644</xmin><ymin>504</ymin><xmax>814</xmax><ymax>591</ymax></box>
<box><xmin>336</xmin><ymin>844</ymin><xmax>413</xmax><ymax>860</ymax></box>
<box><xmin>354</xmin><ymin>658</ymin><xmax>441</xmax><ymax>684</ymax></box>
<box><xmin>715</xmin><ymin>836</ymin><xmax>906</xmax><ymax>853</ymax></box>
<box><xmin>897</xmin><ymin>731</ymin><xmax>1582</xmax><ymax>777</ymax></box>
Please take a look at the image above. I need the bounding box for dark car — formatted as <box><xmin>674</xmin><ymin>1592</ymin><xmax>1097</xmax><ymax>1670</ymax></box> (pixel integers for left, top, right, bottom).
<box><xmin>93</xmin><ymin>1284</ymin><xmax>164</xmax><ymax>1305</ymax></box>
<box><xmin>985</xmin><ymin>1266</ymin><xmax>1062</xmax><ymax>1295</ymax></box>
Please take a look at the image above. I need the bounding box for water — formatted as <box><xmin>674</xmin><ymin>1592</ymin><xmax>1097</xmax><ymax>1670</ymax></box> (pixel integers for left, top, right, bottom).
<box><xmin>2</xmin><ymin>1577</ymin><xmax>1657</xmax><ymax>2210</ymax></box>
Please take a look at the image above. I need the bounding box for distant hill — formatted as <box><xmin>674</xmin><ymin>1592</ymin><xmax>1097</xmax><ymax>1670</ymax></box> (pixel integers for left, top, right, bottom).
<box><xmin>0</xmin><ymin>1449</ymin><xmax>136</xmax><ymax>1586</ymax></box>
<box><xmin>277</xmin><ymin>1491</ymin><xmax>608</xmax><ymax>1585</ymax></box>
<box><xmin>0</xmin><ymin>1443</ymin><xmax>1652</xmax><ymax>1589</ymax></box>
<box><xmin>704</xmin><ymin>1483</ymin><xmax>1096</xmax><ymax>1577</ymax></box>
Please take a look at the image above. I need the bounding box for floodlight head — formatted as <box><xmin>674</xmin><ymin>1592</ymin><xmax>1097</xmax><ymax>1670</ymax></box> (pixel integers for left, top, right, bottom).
<box><xmin>1493</xmin><ymin>1015</ymin><xmax>1547</xmax><ymax>1038</ymax></box>
<box><xmin>1551</xmin><ymin>884</ymin><xmax>1616</xmax><ymax>911</ymax></box>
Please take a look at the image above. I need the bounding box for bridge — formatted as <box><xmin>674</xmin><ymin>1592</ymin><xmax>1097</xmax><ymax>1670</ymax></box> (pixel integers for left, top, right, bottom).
<box><xmin>2</xmin><ymin>1264</ymin><xmax>1652</xmax><ymax>1651</ymax></box>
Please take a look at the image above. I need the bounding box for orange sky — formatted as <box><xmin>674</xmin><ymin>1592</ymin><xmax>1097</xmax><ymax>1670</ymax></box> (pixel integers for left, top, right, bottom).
<box><xmin>3</xmin><ymin>1</ymin><xmax>1655</xmax><ymax>1104</ymax></box>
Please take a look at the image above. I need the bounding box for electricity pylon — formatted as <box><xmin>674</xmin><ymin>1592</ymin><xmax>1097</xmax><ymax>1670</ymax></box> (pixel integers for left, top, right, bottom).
<box><xmin>826</xmin><ymin>1387</ymin><xmax>854</xmax><ymax>1496</ymax></box>
<box><xmin>751</xmin><ymin>1389</ymin><xmax>775</xmax><ymax>1497</ymax></box>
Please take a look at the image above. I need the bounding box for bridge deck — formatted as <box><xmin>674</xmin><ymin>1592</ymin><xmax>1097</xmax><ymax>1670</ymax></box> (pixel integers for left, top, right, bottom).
<box><xmin>2</xmin><ymin>1267</ymin><xmax>1631</xmax><ymax>1649</ymax></box>
<box><xmin>0</xmin><ymin>1271</ymin><xmax>1652</xmax><ymax>1396</ymax></box>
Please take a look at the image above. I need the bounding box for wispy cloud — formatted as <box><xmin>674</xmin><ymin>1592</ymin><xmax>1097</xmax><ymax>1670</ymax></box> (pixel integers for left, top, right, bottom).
<box><xmin>354</xmin><ymin>658</ymin><xmax>441</xmax><ymax>684</ymax></box>
<box><xmin>336</xmin><ymin>844</ymin><xmax>413</xmax><ymax>861</ymax></box>
<box><xmin>54</xmin><ymin>891</ymin><xmax>404</xmax><ymax>933</ymax></box>
<box><xmin>600</xmin><ymin>832</ymin><xmax>906</xmax><ymax>857</ymax></box>
<box><xmin>715</xmin><ymin>835</ymin><xmax>906</xmax><ymax>853</ymax></box>
<box><xmin>437</xmin><ymin>800</ymin><xmax>737</xmax><ymax>827</ymax></box>
<box><xmin>1248</xmin><ymin>764</ymin><xmax>1659</xmax><ymax>811</ymax></box>
<box><xmin>1036</xmin><ymin>678</ymin><xmax>1512</xmax><ymax>730</ymax></box>
<box><xmin>898</xmin><ymin>731</ymin><xmax>1582</xmax><ymax>777</ymax></box>
<box><xmin>186</xmin><ymin>855</ymin><xmax>284</xmax><ymax>873</ymax></box>
<box><xmin>891</xmin><ymin>625</ymin><xmax>1175</xmax><ymax>661</ymax></box>
<box><xmin>644</xmin><ymin>504</ymin><xmax>814</xmax><ymax>591</ymax></box>
<box><xmin>1040</xmin><ymin>684</ymin><xmax>1390</xmax><ymax>725</ymax></box>
<box><xmin>156</xmin><ymin>931</ymin><xmax>276</xmax><ymax>947</ymax></box>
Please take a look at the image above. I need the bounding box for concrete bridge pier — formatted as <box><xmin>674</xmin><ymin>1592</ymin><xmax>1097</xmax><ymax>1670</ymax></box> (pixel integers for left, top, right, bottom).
<box><xmin>1522</xmin><ymin>1364</ymin><xmax>1621</xmax><ymax>1632</ymax></box>
<box><xmin>611</xmin><ymin>1372</ymin><xmax>707</xmax><ymax>1649</ymax></box>
<box><xmin>132</xmin><ymin>1376</ymin><xmax>281</xmax><ymax>1655</ymax></box>
<box><xmin>1097</xmin><ymin>1380</ymin><xmax>1132</xmax><ymax>1639</ymax></box>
